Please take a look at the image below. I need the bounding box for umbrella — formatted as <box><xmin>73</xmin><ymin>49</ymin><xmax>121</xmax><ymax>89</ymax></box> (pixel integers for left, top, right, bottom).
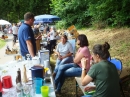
<box><xmin>34</xmin><ymin>14</ymin><xmax>61</xmax><ymax>24</ymax></box>
<box><xmin>0</xmin><ymin>20</ymin><xmax>11</xmax><ymax>25</ymax></box>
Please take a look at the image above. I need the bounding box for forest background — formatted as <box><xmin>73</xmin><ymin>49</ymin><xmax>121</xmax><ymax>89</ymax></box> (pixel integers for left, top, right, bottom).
<box><xmin>0</xmin><ymin>0</ymin><xmax>130</xmax><ymax>29</ymax></box>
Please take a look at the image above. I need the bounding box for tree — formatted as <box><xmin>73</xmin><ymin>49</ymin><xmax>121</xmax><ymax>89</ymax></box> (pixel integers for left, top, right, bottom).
<box><xmin>50</xmin><ymin>0</ymin><xmax>90</xmax><ymax>28</ymax></box>
<box><xmin>0</xmin><ymin>0</ymin><xmax>51</xmax><ymax>23</ymax></box>
<box><xmin>50</xmin><ymin>0</ymin><xmax>130</xmax><ymax>28</ymax></box>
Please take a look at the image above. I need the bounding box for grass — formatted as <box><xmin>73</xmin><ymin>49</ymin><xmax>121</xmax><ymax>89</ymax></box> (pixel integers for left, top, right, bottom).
<box><xmin>0</xmin><ymin>39</ymin><xmax>6</xmax><ymax>49</ymax></box>
<box><xmin>50</xmin><ymin>27</ymin><xmax>130</xmax><ymax>97</ymax></box>
<box><xmin>78</xmin><ymin>27</ymin><xmax>130</xmax><ymax>67</ymax></box>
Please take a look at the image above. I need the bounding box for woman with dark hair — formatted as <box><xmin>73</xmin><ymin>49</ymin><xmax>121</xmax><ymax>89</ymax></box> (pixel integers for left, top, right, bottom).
<box><xmin>53</xmin><ymin>34</ymin><xmax>73</xmax><ymax>77</ymax></box>
<box><xmin>81</xmin><ymin>42</ymin><xmax>120</xmax><ymax>97</ymax></box>
<box><xmin>54</xmin><ymin>34</ymin><xmax>91</xmax><ymax>93</ymax></box>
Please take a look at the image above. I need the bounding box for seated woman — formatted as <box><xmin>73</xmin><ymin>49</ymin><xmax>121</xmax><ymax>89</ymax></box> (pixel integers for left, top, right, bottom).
<box><xmin>53</xmin><ymin>34</ymin><xmax>73</xmax><ymax>77</ymax></box>
<box><xmin>81</xmin><ymin>42</ymin><xmax>121</xmax><ymax>97</ymax></box>
<box><xmin>54</xmin><ymin>34</ymin><xmax>91</xmax><ymax>93</ymax></box>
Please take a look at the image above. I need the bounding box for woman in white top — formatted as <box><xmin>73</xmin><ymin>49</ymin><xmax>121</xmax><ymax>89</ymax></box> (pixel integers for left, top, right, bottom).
<box><xmin>47</xmin><ymin>26</ymin><xmax>57</xmax><ymax>54</ymax></box>
<box><xmin>53</xmin><ymin>35</ymin><xmax>73</xmax><ymax>77</ymax></box>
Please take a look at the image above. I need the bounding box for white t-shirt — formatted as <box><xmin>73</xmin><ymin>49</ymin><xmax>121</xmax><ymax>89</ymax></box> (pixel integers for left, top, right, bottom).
<box><xmin>12</xmin><ymin>26</ymin><xmax>18</xmax><ymax>34</ymax></box>
<box><xmin>56</xmin><ymin>41</ymin><xmax>73</xmax><ymax>56</ymax></box>
<box><xmin>49</xmin><ymin>30</ymin><xmax>57</xmax><ymax>40</ymax></box>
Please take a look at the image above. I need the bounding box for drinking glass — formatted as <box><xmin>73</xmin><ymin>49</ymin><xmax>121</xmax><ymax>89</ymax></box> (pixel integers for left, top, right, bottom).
<box><xmin>26</xmin><ymin>54</ymin><xmax>31</xmax><ymax>60</ymax></box>
<box><xmin>23</xmin><ymin>84</ymin><xmax>31</xmax><ymax>97</ymax></box>
<box><xmin>16</xmin><ymin>83</ymin><xmax>23</xmax><ymax>97</ymax></box>
<box><xmin>26</xmin><ymin>54</ymin><xmax>32</xmax><ymax>68</ymax></box>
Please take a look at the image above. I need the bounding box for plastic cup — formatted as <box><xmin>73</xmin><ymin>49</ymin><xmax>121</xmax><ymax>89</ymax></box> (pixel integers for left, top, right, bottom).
<box><xmin>44</xmin><ymin>60</ymin><xmax>49</xmax><ymax>68</ymax></box>
<box><xmin>2</xmin><ymin>75</ymin><xmax>12</xmax><ymax>89</ymax></box>
<box><xmin>41</xmin><ymin>86</ymin><xmax>49</xmax><ymax>97</ymax></box>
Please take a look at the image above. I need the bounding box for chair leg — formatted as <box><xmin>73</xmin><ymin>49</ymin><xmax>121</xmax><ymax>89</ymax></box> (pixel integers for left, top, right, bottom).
<box><xmin>120</xmin><ymin>82</ymin><xmax>125</xmax><ymax>97</ymax></box>
<box><xmin>76</xmin><ymin>80</ymin><xmax>78</xmax><ymax>97</ymax></box>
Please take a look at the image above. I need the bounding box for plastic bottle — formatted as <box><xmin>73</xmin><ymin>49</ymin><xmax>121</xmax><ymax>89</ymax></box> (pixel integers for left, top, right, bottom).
<box><xmin>16</xmin><ymin>68</ymin><xmax>21</xmax><ymax>84</ymax></box>
<box><xmin>16</xmin><ymin>68</ymin><xmax>24</xmax><ymax>97</ymax></box>
<box><xmin>23</xmin><ymin>65</ymin><xmax>28</xmax><ymax>83</ymax></box>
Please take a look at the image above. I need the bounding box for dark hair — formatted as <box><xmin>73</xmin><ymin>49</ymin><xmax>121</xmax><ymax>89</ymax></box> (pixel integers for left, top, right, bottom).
<box><xmin>24</xmin><ymin>12</ymin><xmax>34</xmax><ymax>21</ymax></box>
<box><xmin>62</xmin><ymin>34</ymin><xmax>68</xmax><ymax>41</ymax></box>
<box><xmin>77</xmin><ymin>34</ymin><xmax>89</xmax><ymax>47</ymax></box>
<box><xmin>92</xmin><ymin>42</ymin><xmax>110</xmax><ymax>60</ymax></box>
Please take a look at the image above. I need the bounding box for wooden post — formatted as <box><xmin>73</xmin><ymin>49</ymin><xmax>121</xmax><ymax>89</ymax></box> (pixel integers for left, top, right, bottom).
<box><xmin>36</xmin><ymin>39</ymin><xmax>41</xmax><ymax>53</ymax></box>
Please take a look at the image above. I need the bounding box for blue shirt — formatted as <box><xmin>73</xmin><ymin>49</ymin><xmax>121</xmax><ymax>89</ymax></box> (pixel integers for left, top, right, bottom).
<box><xmin>18</xmin><ymin>23</ymin><xmax>36</xmax><ymax>56</ymax></box>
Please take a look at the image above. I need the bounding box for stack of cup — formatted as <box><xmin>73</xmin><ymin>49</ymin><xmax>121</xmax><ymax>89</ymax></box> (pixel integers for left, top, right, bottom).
<box><xmin>43</xmin><ymin>60</ymin><xmax>51</xmax><ymax>78</ymax></box>
<box><xmin>44</xmin><ymin>60</ymin><xmax>50</xmax><ymax>68</ymax></box>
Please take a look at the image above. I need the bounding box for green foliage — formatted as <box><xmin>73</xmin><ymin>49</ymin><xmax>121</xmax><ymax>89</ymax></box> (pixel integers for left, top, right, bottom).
<box><xmin>50</xmin><ymin>0</ymin><xmax>130</xmax><ymax>28</ymax></box>
<box><xmin>0</xmin><ymin>0</ymin><xmax>130</xmax><ymax>28</ymax></box>
<box><xmin>0</xmin><ymin>0</ymin><xmax>51</xmax><ymax>23</ymax></box>
<box><xmin>55</xmin><ymin>20</ymin><xmax>67</xmax><ymax>29</ymax></box>
<box><xmin>50</xmin><ymin>0</ymin><xmax>90</xmax><ymax>28</ymax></box>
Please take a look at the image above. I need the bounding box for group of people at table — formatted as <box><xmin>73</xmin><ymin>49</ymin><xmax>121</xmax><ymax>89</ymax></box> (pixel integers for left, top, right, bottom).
<box><xmin>18</xmin><ymin>12</ymin><xmax>121</xmax><ymax>97</ymax></box>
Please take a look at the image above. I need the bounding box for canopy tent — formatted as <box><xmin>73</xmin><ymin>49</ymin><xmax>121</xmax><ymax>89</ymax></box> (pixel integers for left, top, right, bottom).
<box><xmin>34</xmin><ymin>14</ymin><xmax>61</xmax><ymax>24</ymax></box>
<box><xmin>20</xmin><ymin>20</ymin><xmax>24</xmax><ymax>23</ymax></box>
<box><xmin>0</xmin><ymin>20</ymin><xmax>11</xmax><ymax>25</ymax></box>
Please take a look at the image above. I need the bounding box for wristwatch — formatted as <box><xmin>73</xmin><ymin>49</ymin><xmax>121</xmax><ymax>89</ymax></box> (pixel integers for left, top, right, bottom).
<box><xmin>82</xmin><ymin>68</ymin><xmax>86</xmax><ymax>71</ymax></box>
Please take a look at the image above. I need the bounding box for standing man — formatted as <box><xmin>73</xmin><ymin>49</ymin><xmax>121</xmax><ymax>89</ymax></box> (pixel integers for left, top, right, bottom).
<box><xmin>18</xmin><ymin>12</ymin><xmax>36</xmax><ymax>59</ymax></box>
<box><xmin>12</xmin><ymin>23</ymin><xmax>18</xmax><ymax>46</ymax></box>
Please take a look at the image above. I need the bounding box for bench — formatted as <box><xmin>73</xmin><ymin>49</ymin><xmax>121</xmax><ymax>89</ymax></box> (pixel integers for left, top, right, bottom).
<box><xmin>75</xmin><ymin>77</ymin><xmax>95</xmax><ymax>97</ymax></box>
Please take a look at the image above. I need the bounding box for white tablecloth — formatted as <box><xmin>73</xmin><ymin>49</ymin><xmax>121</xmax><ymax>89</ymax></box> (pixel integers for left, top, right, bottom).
<box><xmin>0</xmin><ymin>60</ymin><xmax>56</xmax><ymax>97</ymax></box>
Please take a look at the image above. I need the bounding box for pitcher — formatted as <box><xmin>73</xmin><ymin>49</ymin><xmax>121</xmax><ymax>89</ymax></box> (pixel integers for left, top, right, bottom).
<box><xmin>33</xmin><ymin>78</ymin><xmax>44</xmax><ymax>94</ymax></box>
<box><xmin>30</xmin><ymin>65</ymin><xmax>45</xmax><ymax>79</ymax></box>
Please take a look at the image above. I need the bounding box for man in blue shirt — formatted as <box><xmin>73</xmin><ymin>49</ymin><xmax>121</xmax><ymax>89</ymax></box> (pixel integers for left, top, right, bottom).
<box><xmin>18</xmin><ymin>12</ymin><xmax>36</xmax><ymax>59</ymax></box>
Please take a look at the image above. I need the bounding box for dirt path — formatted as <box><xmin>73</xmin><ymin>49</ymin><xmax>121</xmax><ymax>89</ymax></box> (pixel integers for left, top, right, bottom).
<box><xmin>0</xmin><ymin>32</ymin><xmax>19</xmax><ymax>64</ymax></box>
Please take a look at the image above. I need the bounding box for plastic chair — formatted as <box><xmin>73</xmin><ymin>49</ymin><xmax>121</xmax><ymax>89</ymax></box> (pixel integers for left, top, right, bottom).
<box><xmin>110</xmin><ymin>58</ymin><xmax>122</xmax><ymax>76</ymax></box>
<box><xmin>107</xmin><ymin>56</ymin><xmax>111</xmax><ymax>61</ymax></box>
<box><xmin>68</xmin><ymin>39</ymin><xmax>76</xmax><ymax>56</ymax></box>
<box><xmin>109</xmin><ymin>58</ymin><xmax>125</xmax><ymax>97</ymax></box>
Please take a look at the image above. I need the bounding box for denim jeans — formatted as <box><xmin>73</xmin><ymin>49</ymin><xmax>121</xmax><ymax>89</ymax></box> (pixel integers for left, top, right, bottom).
<box><xmin>54</xmin><ymin>63</ymin><xmax>82</xmax><ymax>91</ymax></box>
<box><xmin>54</xmin><ymin>56</ymin><xmax>73</xmax><ymax>74</ymax></box>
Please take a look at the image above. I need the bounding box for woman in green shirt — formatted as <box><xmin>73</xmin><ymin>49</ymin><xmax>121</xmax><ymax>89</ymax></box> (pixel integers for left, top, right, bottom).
<box><xmin>81</xmin><ymin>42</ymin><xmax>121</xmax><ymax>97</ymax></box>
